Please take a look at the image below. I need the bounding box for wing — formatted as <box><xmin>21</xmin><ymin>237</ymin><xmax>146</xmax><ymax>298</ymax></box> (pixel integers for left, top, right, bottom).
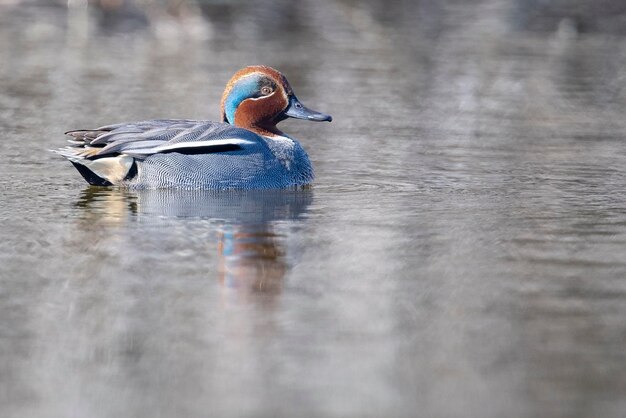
<box><xmin>64</xmin><ymin>119</ymin><xmax>264</xmax><ymax>159</ymax></box>
<box><xmin>58</xmin><ymin>119</ymin><xmax>270</xmax><ymax>186</ymax></box>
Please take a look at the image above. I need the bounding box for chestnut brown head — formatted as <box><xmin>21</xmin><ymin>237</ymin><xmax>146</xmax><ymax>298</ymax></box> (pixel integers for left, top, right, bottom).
<box><xmin>220</xmin><ymin>66</ymin><xmax>331</xmax><ymax>136</ymax></box>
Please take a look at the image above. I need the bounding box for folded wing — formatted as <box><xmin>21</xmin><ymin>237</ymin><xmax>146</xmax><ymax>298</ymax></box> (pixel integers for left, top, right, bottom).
<box><xmin>58</xmin><ymin>120</ymin><xmax>264</xmax><ymax>186</ymax></box>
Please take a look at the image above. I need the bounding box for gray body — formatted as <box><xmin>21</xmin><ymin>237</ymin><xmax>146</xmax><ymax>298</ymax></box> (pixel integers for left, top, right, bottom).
<box><xmin>59</xmin><ymin>120</ymin><xmax>314</xmax><ymax>190</ymax></box>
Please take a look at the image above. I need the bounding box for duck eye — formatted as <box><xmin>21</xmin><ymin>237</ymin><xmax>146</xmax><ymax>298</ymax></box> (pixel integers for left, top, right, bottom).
<box><xmin>261</xmin><ymin>86</ymin><xmax>273</xmax><ymax>95</ymax></box>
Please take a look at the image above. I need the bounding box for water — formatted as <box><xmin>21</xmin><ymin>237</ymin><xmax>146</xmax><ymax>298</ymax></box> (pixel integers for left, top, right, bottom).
<box><xmin>2</xmin><ymin>1</ymin><xmax>626</xmax><ymax>417</ymax></box>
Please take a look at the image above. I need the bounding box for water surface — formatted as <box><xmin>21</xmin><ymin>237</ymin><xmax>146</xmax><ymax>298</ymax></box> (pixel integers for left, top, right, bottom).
<box><xmin>1</xmin><ymin>1</ymin><xmax>626</xmax><ymax>417</ymax></box>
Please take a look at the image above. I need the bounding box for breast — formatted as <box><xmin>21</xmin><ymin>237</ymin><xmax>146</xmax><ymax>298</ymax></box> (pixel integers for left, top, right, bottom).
<box><xmin>264</xmin><ymin>135</ymin><xmax>315</xmax><ymax>186</ymax></box>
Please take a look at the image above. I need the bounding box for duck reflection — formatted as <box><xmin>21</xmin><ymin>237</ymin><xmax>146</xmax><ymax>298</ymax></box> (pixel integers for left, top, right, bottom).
<box><xmin>217</xmin><ymin>224</ymin><xmax>286</xmax><ymax>295</ymax></box>
<box><xmin>75</xmin><ymin>186</ymin><xmax>138</xmax><ymax>227</ymax></box>
<box><xmin>74</xmin><ymin>187</ymin><xmax>312</xmax><ymax>296</ymax></box>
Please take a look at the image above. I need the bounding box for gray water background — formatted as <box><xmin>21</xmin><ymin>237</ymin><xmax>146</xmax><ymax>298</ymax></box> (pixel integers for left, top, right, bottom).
<box><xmin>1</xmin><ymin>1</ymin><xmax>626</xmax><ymax>417</ymax></box>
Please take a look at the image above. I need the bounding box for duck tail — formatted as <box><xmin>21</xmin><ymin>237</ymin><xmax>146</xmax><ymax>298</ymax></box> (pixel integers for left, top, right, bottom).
<box><xmin>52</xmin><ymin>147</ymin><xmax>136</xmax><ymax>186</ymax></box>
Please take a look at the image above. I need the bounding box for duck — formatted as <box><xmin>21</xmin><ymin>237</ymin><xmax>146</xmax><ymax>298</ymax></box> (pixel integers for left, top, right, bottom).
<box><xmin>56</xmin><ymin>65</ymin><xmax>332</xmax><ymax>189</ymax></box>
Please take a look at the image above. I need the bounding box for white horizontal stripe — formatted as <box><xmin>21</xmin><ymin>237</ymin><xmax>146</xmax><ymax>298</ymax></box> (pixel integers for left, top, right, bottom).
<box><xmin>129</xmin><ymin>138</ymin><xmax>255</xmax><ymax>155</ymax></box>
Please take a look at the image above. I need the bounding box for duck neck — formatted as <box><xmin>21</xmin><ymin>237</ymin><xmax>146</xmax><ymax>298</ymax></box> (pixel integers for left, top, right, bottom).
<box><xmin>242</xmin><ymin>122</ymin><xmax>285</xmax><ymax>138</ymax></box>
<box><xmin>231</xmin><ymin>106</ymin><xmax>286</xmax><ymax>137</ymax></box>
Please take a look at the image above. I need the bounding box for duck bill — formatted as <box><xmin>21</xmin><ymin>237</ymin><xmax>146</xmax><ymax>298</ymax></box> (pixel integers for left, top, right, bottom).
<box><xmin>282</xmin><ymin>96</ymin><xmax>332</xmax><ymax>122</ymax></box>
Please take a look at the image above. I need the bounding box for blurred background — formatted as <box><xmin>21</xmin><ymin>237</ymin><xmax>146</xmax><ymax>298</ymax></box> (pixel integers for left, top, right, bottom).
<box><xmin>2</xmin><ymin>1</ymin><xmax>626</xmax><ymax>417</ymax></box>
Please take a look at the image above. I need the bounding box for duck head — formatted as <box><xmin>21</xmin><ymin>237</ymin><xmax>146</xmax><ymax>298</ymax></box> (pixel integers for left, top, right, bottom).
<box><xmin>220</xmin><ymin>65</ymin><xmax>332</xmax><ymax>137</ymax></box>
